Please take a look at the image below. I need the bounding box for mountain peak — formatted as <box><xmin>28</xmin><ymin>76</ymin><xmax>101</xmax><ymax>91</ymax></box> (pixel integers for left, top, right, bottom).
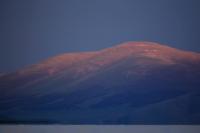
<box><xmin>4</xmin><ymin>41</ymin><xmax>200</xmax><ymax>78</ymax></box>
<box><xmin>117</xmin><ymin>41</ymin><xmax>163</xmax><ymax>46</ymax></box>
<box><xmin>113</xmin><ymin>41</ymin><xmax>169</xmax><ymax>48</ymax></box>
<box><xmin>1</xmin><ymin>41</ymin><xmax>200</xmax><ymax>124</ymax></box>
<box><xmin>104</xmin><ymin>41</ymin><xmax>200</xmax><ymax>63</ymax></box>
<box><xmin>103</xmin><ymin>41</ymin><xmax>176</xmax><ymax>53</ymax></box>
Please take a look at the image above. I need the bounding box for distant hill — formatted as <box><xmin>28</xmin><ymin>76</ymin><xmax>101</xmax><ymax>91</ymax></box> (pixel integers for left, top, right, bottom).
<box><xmin>0</xmin><ymin>41</ymin><xmax>200</xmax><ymax>124</ymax></box>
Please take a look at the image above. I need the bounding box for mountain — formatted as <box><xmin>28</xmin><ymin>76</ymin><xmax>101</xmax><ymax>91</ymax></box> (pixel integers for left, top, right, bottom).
<box><xmin>0</xmin><ymin>41</ymin><xmax>200</xmax><ymax>124</ymax></box>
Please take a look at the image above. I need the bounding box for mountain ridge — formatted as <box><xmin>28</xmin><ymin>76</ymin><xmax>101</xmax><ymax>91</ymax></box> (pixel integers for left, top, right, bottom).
<box><xmin>0</xmin><ymin>41</ymin><xmax>200</xmax><ymax>124</ymax></box>
<box><xmin>6</xmin><ymin>41</ymin><xmax>200</xmax><ymax>77</ymax></box>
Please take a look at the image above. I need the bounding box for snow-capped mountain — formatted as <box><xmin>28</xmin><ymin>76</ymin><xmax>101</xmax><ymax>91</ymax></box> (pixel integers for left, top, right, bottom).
<box><xmin>0</xmin><ymin>41</ymin><xmax>200</xmax><ymax>124</ymax></box>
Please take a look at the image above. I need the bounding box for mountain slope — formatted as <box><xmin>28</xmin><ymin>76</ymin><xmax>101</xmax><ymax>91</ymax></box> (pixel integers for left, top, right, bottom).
<box><xmin>0</xmin><ymin>41</ymin><xmax>200</xmax><ymax>124</ymax></box>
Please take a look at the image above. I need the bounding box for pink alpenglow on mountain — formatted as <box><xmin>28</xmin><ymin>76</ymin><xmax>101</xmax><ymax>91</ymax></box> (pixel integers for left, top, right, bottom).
<box><xmin>0</xmin><ymin>41</ymin><xmax>200</xmax><ymax>124</ymax></box>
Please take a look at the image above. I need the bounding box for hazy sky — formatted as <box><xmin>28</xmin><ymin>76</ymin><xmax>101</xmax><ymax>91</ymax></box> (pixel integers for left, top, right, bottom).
<box><xmin>1</xmin><ymin>0</ymin><xmax>200</xmax><ymax>72</ymax></box>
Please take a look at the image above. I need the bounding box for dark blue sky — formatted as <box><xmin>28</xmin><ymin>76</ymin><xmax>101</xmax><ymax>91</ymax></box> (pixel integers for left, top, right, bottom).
<box><xmin>1</xmin><ymin>0</ymin><xmax>200</xmax><ymax>72</ymax></box>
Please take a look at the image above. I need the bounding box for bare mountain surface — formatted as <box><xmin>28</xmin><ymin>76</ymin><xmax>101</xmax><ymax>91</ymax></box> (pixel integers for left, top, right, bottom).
<box><xmin>0</xmin><ymin>41</ymin><xmax>200</xmax><ymax>124</ymax></box>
